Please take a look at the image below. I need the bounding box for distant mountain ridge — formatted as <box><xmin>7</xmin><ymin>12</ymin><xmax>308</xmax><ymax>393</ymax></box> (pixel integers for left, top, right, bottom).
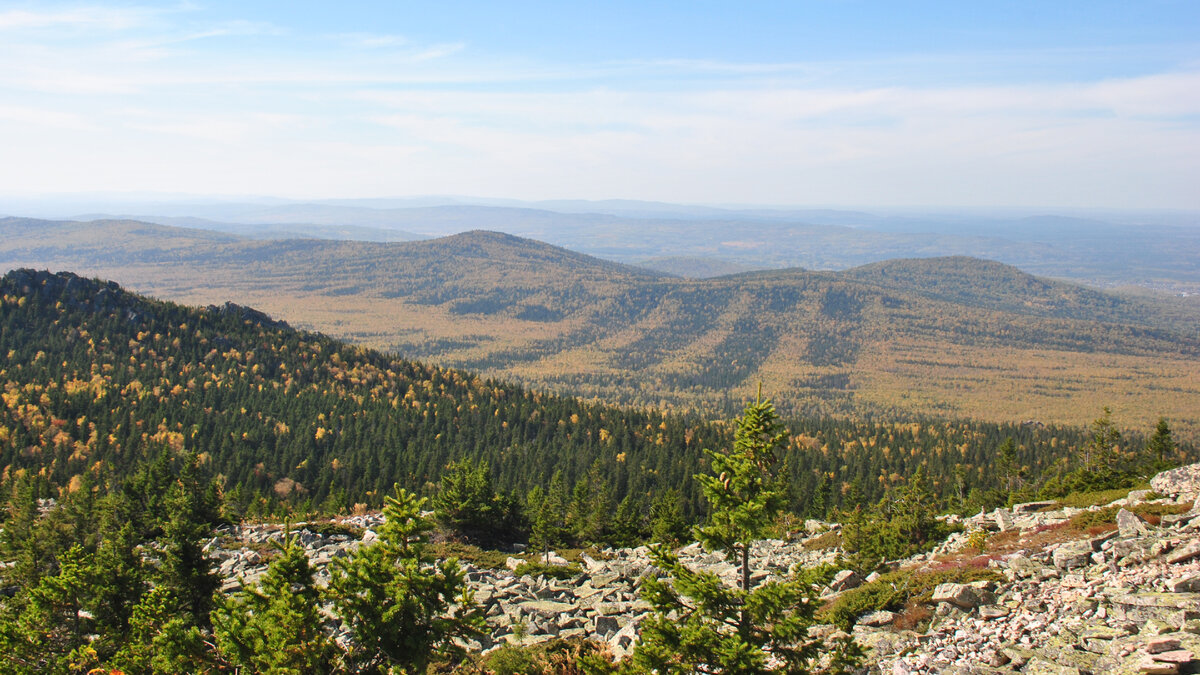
<box><xmin>13</xmin><ymin>196</ymin><xmax>1193</xmax><ymax>291</ymax></box>
<box><xmin>2</xmin><ymin>217</ymin><xmax>1198</xmax><ymax>434</ymax></box>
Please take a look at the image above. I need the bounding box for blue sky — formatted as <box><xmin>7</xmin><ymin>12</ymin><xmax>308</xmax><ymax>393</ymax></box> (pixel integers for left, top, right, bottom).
<box><xmin>1</xmin><ymin>1</ymin><xmax>1197</xmax><ymax>208</ymax></box>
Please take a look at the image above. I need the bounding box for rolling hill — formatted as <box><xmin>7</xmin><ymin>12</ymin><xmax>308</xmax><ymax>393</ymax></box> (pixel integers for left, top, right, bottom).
<box><xmin>36</xmin><ymin>199</ymin><xmax>1200</xmax><ymax>292</ymax></box>
<box><xmin>2</xmin><ymin>217</ymin><xmax>1198</xmax><ymax>436</ymax></box>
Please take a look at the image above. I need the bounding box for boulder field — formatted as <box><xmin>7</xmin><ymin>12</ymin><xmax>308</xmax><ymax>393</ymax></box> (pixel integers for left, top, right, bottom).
<box><xmin>207</xmin><ymin>463</ymin><xmax>1200</xmax><ymax>673</ymax></box>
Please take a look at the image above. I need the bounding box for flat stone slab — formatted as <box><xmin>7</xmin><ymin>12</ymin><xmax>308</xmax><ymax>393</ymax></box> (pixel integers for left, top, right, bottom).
<box><xmin>518</xmin><ymin>600</ymin><xmax>576</xmax><ymax>617</ymax></box>
<box><xmin>1110</xmin><ymin>593</ymin><xmax>1200</xmax><ymax>628</ymax></box>
<box><xmin>1166</xmin><ymin>542</ymin><xmax>1200</xmax><ymax>565</ymax></box>
<box><xmin>1165</xmin><ymin>575</ymin><xmax>1200</xmax><ymax>593</ymax></box>
<box><xmin>1148</xmin><ymin>649</ymin><xmax>1194</xmax><ymax>665</ymax></box>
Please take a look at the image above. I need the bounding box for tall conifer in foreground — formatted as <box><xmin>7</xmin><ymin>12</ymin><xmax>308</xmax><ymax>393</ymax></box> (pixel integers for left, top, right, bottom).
<box><xmin>633</xmin><ymin>392</ymin><xmax>860</xmax><ymax>674</ymax></box>
<box><xmin>213</xmin><ymin>530</ymin><xmax>338</xmax><ymax>674</ymax></box>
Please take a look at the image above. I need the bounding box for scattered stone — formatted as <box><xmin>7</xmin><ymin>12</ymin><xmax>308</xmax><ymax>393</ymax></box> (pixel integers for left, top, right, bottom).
<box><xmin>1145</xmin><ymin>636</ymin><xmax>1182</xmax><ymax>654</ymax></box>
<box><xmin>1054</xmin><ymin>541</ymin><xmax>1096</xmax><ymax>571</ymax></box>
<box><xmin>978</xmin><ymin>606</ymin><xmax>1009</xmax><ymax>620</ymax></box>
<box><xmin>1127</xmin><ymin>489</ymin><xmax>1154</xmax><ymax>504</ymax></box>
<box><xmin>994</xmin><ymin>509</ymin><xmax>1015</xmax><ymax>532</ymax></box>
<box><xmin>1166</xmin><ymin>575</ymin><xmax>1200</xmax><ymax>593</ymax></box>
<box><xmin>1137</xmin><ymin>656</ymin><xmax>1181</xmax><ymax>674</ymax></box>
<box><xmin>829</xmin><ymin>569</ymin><xmax>863</xmax><ymax>592</ymax></box>
<box><xmin>1166</xmin><ymin>542</ymin><xmax>1200</xmax><ymax>565</ymax></box>
<box><xmin>1149</xmin><ymin>649</ymin><xmax>1194</xmax><ymax>664</ymax></box>
<box><xmin>1111</xmin><ymin>593</ymin><xmax>1200</xmax><ymax>629</ymax></box>
<box><xmin>194</xmin><ymin>476</ymin><xmax>1200</xmax><ymax>670</ymax></box>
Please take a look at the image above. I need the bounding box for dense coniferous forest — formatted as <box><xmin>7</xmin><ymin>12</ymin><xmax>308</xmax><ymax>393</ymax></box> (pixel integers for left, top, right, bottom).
<box><xmin>2</xmin><ymin>269</ymin><xmax>1193</xmax><ymax>533</ymax></box>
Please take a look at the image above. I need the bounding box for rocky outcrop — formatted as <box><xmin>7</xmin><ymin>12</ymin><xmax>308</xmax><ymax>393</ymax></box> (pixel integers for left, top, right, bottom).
<box><xmin>1151</xmin><ymin>464</ymin><xmax>1200</xmax><ymax>499</ymax></box>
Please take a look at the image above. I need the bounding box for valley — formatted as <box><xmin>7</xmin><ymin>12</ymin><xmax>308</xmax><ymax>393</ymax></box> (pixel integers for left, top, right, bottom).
<box><xmin>3</xmin><ymin>217</ymin><xmax>1199</xmax><ymax>436</ymax></box>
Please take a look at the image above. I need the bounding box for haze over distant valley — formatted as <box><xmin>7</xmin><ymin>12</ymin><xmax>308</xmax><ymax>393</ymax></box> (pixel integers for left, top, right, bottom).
<box><xmin>5</xmin><ymin>196</ymin><xmax>1199</xmax><ymax>294</ymax></box>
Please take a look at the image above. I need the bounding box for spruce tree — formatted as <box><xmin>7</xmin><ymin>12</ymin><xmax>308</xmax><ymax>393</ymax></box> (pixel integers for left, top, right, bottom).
<box><xmin>213</xmin><ymin>530</ymin><xmax>338</xmax><ymax>674</ymax></box>
<box><xmin>1146</xmin><ymin>417</ymin><xmax>1176</xmax><ymax>468</ymax></box>
<box><xmin>634</xmin><ymin>393</ymin><xmax>860</xmax><ymax>674</ymax></box>
<box><xmin>328</xmin><ymin>485</ymin><xmax>485</xmax><ymax>674</ymax></box>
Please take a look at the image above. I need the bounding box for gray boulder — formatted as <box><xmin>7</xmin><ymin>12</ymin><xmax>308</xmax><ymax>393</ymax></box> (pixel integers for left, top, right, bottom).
<box><xmin>858</xmin><ymin>610</ymin><xmax>897</xmax><ymax>627</ymax></box>
<box><xmin>1117</xmin><ymin>508</ymin><xmax>1150</xmax><ymax>538</ymax></box>
<box><xmin>830</xmin><ymin>569</ymin><xmax>864</xmax><ymax>593</ymax></box>
<box><xmin>1053</xmin><ymin>541</ymin><xmax>1095</xmax><ymax>570</ymax></box>
<box><xmin>994</xmin><ymin>509</ymin><xmax>1015</xmax><ymax>532</ymax></box>
<box><xmin>931</xmin><ymin>582</ymin><xmax>994</xmax><ymax>610</ymax></box>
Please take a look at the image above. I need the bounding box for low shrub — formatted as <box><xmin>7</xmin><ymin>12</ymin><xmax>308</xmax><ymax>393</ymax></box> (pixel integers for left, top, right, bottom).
<box><xmin>459</xmin><ymin>637</ymin><xmax>614</xmax><ymax>675</ymax></box>
<box><xmin>801</xmin><ymin>529</ymin><xmax>842</xmax><ymax>551</ymax></box>
<box><xmin>431</xmin><ymin>541</ymin><xmax>513</xmax><ymax>570</ymax></box>
<box><xmin>304</xmin><ymin>520</ymin><xmax>364</xmax><ymax>540</ymax></box>
<box><xmin>513</xmin><ymin>561</ymin><xmax>582</xmax><ymax>580</ymax></box>
<box><xmin>1069</xmin><ymin>502</ymin><xmax>1193</xmax><ymax>530</ymax></box>
<box><xmin>966</xmin><ymin>529</ymin><xmax>989</xmax><ymax>553</ymax></box>
<box><xmin>1053</xmin><ymin>484</ymin><xmax>1149</xmax><ymax>509</ymax></box>
<box><xmin>818</xmin><ymin>565</ymin><xmax>1004</xmax><ymax>630</ymax></box>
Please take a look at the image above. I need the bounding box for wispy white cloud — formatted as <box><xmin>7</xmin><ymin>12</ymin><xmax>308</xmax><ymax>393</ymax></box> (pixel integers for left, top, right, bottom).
<box><xmin>0</xmin><ymin>103</ymin><xmax>94</xmax><ymax>130</ymax></box>
<box><xmin>0</xmin><ymin>2</ymin><xmax>1196</xmax><ymax>207</ymax></box>
<box><xmin>0</xmin><ymin>4</ymin><xmax>184</xmax><ymax>32</ymax></box>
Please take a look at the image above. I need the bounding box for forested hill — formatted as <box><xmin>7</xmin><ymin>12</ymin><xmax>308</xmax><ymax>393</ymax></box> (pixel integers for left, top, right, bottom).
<box><xmin>0</xmin><ymin>268</ymin><xmax>720</xmax><ymax>516</ymax></box>
<box><xmin>7</xmin><ymin>269</ymin><xmax>1189</xmax><ymax>520</ymax></box>
<box><xmin>2</xmin><ymin>218</ymin><xmax>1199</xmax><ymax>435</ymax></box>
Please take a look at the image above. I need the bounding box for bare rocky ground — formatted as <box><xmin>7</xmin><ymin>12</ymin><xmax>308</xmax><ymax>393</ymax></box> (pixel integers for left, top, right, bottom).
<box><xmin>209</xmin><ymin>462</ymin><xmax>1200</xmax><ymax>674</ymax></box>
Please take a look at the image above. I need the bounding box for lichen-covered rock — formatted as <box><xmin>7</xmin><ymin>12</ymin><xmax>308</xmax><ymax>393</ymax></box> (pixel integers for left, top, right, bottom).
<box><xmin>1151</xmin><ymin>462</ymin><xmax>1200</xmax><ymax>498</ymax></box>
<box><xmin>829</xmin><ymin>568</ymin><xmax>863</xmax><ymax>592</ymax></box>
<box><xmin>1054</xmin><ymin>540</ymin><xmax>1096</xmax><ymax>570</ymax></box>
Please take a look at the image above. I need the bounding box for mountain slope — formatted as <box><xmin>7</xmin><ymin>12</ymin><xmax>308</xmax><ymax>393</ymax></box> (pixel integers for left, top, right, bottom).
<box><xmin>0</xmin><ymin>268</ymin><xmax>721</xmax><ymax>511</ymax></box>
<box><xmin>2</xmin><ymin>218</ymin><xmax>1198</xmax><ymax>434</ymax></box>
<box><xmin>6</xmin><ymin>268</ymin><xmax>1151</xmax><ymax>519</ymax></box>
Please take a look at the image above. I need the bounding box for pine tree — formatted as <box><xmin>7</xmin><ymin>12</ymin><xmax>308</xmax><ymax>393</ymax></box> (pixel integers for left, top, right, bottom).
<box><xmin>633</xmin><ymin>393</ymin><xmax>860</xmax><ymax>674</ymax></box>
<box><xmin>328</xmin><ymin>485</ymin><xmax>485</xmax><ymax>674</ymax></box>
<box><xmin>109</xmin><ymin>585</ymin><xmax>213</xmax><ymax>674</ymax></box>
<box><xmin>649</xmin><ymin>488</ymin><xmax>688</xmax><ymax>546</ymax></box>
<box><xmin>0</xmin><ymin>544</ymin><xmax>94</xmax><ymax>673</ymax></box>
<box><xmin>1083</xmin><ymin>407</ymin><xmax>1122</xmax><ymax>471</ymax></box>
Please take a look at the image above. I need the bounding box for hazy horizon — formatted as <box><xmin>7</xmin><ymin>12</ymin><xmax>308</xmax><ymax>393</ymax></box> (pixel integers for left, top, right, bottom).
<box><xmin>1</xmin><ymin>1</ymin><xmax>1198</xmax><ymax>210</ymax></box>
